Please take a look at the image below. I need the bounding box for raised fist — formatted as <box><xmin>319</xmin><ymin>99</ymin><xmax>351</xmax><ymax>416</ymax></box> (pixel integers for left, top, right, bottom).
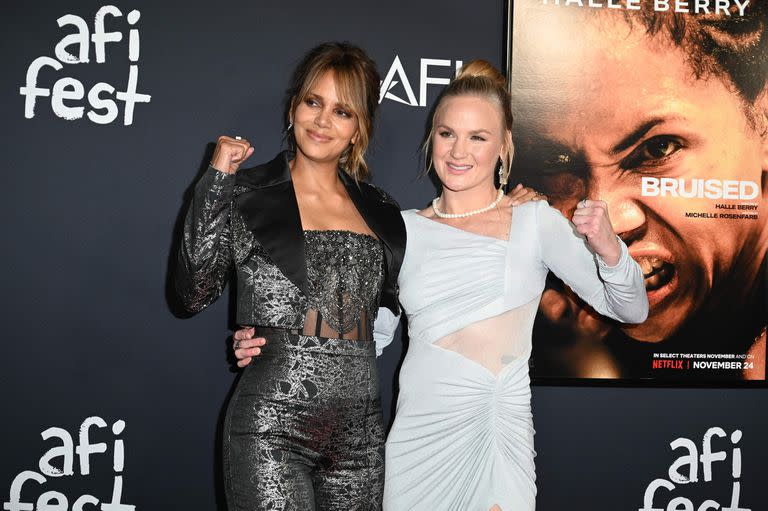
<box><xmin>210</xmin><ymin>135</ymin><xmax>254</xmax><ymax>174</ymax></box>
<box><xmin>571</xmin><ymin>199</ymin><xmax>621</xmax><ymax>266</ymax></box>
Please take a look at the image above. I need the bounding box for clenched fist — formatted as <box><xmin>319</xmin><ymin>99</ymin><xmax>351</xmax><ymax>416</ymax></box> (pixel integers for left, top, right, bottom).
<box><xmin>210</xmin><ymin>135</ymin><xmax>254</xmax><ymax>174</ymax></box>
<box><xmin>571</xmin><ymin>199</ymin><xmax>621</xmax><ymax>266</ymax></box>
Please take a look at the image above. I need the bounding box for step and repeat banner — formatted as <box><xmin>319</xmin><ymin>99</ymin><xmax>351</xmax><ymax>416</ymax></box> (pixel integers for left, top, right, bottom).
<box><xmin>1</xmin><ymin>1</ymin><xmax>765</xmax><ymax>510</ymax></box>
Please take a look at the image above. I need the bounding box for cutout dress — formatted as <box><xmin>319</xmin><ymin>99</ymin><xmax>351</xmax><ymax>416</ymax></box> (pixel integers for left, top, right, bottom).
<box><xmin>377</xmin><ymin>201</ymin><xmax>648</xmax><ymax>510</ymax></box>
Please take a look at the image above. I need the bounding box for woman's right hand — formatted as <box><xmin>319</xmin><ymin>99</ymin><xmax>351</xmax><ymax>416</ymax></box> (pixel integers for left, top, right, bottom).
<box><xmin>233</xmin><ymin>326</ymin><xmax>266</xmax><ymax>368</ymax></box>
<box><xmin>507</xmin><ymin>183</ymin><xmax>547</xmax><ymax>206</ymax></box>
<box><xmin>211</xmin><ymin>135</ymin><xmax>254</xmax><ymax>174</ymax></box>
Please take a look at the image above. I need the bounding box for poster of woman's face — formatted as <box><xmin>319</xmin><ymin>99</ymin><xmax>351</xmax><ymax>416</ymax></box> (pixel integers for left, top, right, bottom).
<box><xmin>509</xmin><ymin>0</ymin><xmax>768</xmax><ymax>380</ymax></box>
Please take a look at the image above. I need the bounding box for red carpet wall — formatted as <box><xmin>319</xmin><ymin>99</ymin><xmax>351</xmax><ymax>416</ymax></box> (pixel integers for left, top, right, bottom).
<box><xmin>1</xmin><ymin>1</ymin><xmax>765</xmax><ymax>510</ymax></box>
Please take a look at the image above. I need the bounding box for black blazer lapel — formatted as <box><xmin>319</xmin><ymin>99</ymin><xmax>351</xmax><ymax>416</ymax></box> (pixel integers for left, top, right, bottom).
<box><xmin>233</xmin><ymin>152</ymin><xmax>406</xmax><ymax>315</ymax></box>
<box><xmin>340</xmin><ymin>171</ymin><xmax>406</xmax><ymax>315</ymax></box>
<box><xmin>234</xmin><ymin>152</ymin><xmax>308</xmax><ymax>297</ymax></box>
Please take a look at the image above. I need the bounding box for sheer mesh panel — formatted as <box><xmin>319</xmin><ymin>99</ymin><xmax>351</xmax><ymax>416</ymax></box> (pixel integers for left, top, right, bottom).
<box><xmin>301</xmin><ymin>308</ymin><xmax>372</xmax><ymax>341</ymax></box>
<box><xmin>433</xmin><ymin>298</ymin><xmax>539</xmax><ymax>376</ymax></box>
<box><xmin>303</xmin><ymin>230</ymin><xmax>383</xmax><ymax>343</ymax></box>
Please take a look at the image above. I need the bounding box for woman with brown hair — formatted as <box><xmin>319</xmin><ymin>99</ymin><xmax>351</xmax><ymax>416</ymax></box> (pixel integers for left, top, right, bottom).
<box><xmin>175</xmin><ymin>42</ymin><xmax>404</xmax><ymax>509</ymax></box>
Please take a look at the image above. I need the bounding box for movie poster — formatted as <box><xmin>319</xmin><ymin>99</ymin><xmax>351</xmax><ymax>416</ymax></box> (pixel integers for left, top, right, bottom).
<box><xmin>508</xmin><ymin>0</ymin><xmax>768</xmax><ymax>381</ymax></box>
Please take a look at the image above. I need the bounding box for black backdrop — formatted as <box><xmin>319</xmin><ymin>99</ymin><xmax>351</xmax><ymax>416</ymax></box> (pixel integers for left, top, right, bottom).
<box><xmin>1</xmin><ymin>1</ymin><xmax>765</xmax><ymax>510</ymax></box>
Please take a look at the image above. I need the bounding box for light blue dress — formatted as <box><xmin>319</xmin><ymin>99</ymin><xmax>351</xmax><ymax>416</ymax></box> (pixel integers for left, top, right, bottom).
<box><xmin>375</xmin><ymin>201</ymin><xmax>648</xmax><ymax>510</ymax></box>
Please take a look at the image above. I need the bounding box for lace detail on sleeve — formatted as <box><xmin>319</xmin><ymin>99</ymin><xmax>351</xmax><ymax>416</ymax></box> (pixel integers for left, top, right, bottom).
<box><xmin>231</xmin><ymin>186</ymin><xmax>255</xmax><ymax>265</ymax></box>
<box><xmin>175</xmin><ymin>166</ymin><xmax>235</xmax><ymax>314</ymax></box>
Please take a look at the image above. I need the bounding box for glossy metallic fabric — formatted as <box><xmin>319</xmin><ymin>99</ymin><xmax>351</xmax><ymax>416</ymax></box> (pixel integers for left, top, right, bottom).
<box><xmin>176</xmin><ymin>153</ymin><xmax>406</xmax><ymax>325</ymax></box>
<box><xmin>177</xmin><ymin>162</ymin><xmax>393</xmax><ymax>509</ymax></box>
<box><xmin>223</xmin><ymin>231</ymin><xmax>385</xmax><ymax>510</ymax></box>
<box><xmin>302</xmin><ymin>230</ymin><xmax>383</xmax><ymax>340</ymax></box>
<box><xmin>223</xmin><ymin>332</ymin><xmax>385</xmax><ymax>510</ymax></box>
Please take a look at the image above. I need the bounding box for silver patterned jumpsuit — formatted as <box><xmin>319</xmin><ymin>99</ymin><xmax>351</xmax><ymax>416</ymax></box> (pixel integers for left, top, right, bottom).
<box><xmin>175</xmin><ymin>154</ymin><xmax>401</xmax><ymax>510</ymax></box>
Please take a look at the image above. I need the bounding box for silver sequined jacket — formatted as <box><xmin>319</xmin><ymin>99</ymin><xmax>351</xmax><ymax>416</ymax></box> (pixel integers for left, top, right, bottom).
<box><xmin>174</xmin><ymin>151</ymin><xmax>406</xmax><ymax>329</ymax></box>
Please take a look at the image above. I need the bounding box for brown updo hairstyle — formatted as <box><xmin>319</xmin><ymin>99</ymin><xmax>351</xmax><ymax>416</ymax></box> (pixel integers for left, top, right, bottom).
<box><xmin>285</xmin><ymin>42</ymin><xmax>381</xmax><ymax>181</ymax></box>
<box><xmin>424</xmin><ymin>60</ymin><xmax>515</xmax><ymax>186</ymax></box>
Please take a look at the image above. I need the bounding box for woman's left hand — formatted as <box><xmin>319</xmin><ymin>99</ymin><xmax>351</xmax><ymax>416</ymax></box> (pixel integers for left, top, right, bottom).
<box><xmin>571</xmin><ymin>199</ymin><xmax>621</xmax><ymax>266</ymax></box>
<box><xmin>233</xmin><ymin>327</ymin><xmax>266</xmax><ymax>368</ymax></box>
<box><xmin>506</xmin><ymin>183</ymin><xmax>547</xmax><ymax>206</ymax></box>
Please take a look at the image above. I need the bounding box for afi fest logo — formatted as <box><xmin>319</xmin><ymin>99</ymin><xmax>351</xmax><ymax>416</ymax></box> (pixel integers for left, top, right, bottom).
<box><xmin>3</xmin><ymin>416</ymin><xmax>134</xmax><ymax>511</ymax></box>
<box><xmin>639</xmin><ymin>426</ymin><xmax>750</xmax><ymax>511</ymax></box>
<box><xmin>379</xmin><ymin>56</ymin><xmax>463</xmax><ymax>107</ymax></box>
<box><xmin>19</xmin><ymin>5</ymin><xmax>151</xmax><ymax>126</ymax></box>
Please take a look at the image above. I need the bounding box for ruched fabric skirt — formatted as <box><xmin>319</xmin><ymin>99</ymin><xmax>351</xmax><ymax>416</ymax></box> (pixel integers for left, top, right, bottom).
<box><xmin>384</xmin><ymin>341</ymin><xmax>536</xmax><ymax>511</ymax></box>
<box><xmin>223</xmin><ymin>329</ymin><xmax>385</xmax><ymax>510</ymax></box>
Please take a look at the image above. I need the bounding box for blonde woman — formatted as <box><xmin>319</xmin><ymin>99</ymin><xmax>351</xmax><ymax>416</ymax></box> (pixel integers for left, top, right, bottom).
<box><xmin>380</xmin><ymin>61</ymin><xmax>647</xmax><ymax>510</ymax></box>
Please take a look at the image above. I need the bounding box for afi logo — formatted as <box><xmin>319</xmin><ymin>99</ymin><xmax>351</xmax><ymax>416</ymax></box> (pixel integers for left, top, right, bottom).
<box><xmin>19</xmin><ymin>5</ymin><xmax>151</xmax><ymax>126</ymax></box>
<box><xmin>379</xmin><ymin>56</ymin><xmax>463</xmax><ymax>107</ymax></box>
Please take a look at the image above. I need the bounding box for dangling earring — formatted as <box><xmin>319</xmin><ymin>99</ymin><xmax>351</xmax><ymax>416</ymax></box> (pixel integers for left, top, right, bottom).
<box><xmin>498</xmin><ymin>159</ymin><xmax>504</xmax><ymax>186</ymax></box>
<box><xmin>283</xmin><ymin>121</ymin><xmax>293</xmax><ymax>135</ymax></box>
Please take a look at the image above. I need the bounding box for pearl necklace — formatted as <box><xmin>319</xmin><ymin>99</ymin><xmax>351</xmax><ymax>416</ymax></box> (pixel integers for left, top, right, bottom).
<box><xmin>432</xmin><ymin>188</ymin><xmax>505</xmax><ymax>219</ymax></box>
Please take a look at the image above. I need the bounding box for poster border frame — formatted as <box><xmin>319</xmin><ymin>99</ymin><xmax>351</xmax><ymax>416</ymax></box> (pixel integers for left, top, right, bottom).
<box><xmin>502</xmin><ymin>0</ymin><xmax>767</xmax><ymax>388</ymax></box>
